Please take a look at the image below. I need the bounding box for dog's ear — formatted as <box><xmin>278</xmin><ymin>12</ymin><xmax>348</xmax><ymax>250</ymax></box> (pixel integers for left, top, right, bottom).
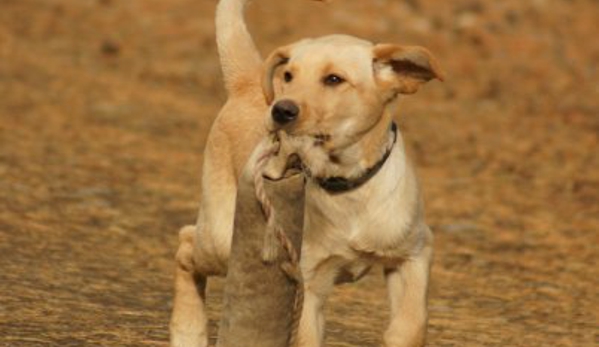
<box><xmin>373</xmin><ymin>44</ymin><xmax>444</xmax><ymax>98</ymax></box>
<box><xmin>262</xmin><ymin>46</ymin><xmax>291</xmax><ymax>105</ymax></box>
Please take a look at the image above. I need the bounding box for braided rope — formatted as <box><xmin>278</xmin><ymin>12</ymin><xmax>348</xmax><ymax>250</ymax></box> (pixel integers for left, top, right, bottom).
<box><xmin>253</xmin><ymin>143</ymin><xmax>304</xmax><ymax>347</ymax></box>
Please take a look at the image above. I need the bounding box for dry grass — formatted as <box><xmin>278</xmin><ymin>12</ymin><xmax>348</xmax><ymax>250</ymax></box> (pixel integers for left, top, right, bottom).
<box><xmin>0</xmin><ymin>0</ymin><xmax>597</xmax><ymax>346</ymax></box>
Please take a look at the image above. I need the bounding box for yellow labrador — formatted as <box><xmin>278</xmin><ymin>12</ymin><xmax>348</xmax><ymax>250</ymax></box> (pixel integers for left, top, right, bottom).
<box><xmin>170</xmin><ymin>1</ymin><xmax>443</xmax><ymax>347</ymax></box>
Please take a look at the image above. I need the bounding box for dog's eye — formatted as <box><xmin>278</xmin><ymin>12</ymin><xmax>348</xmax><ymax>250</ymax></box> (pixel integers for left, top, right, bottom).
<box><xmin>323</xmin><ymin>74</ymin><xmax>345</xmax><ymax>86</ymax></box>
<box><xmin>284</xmin><ymin>71</ymin><xmax>293</xmax><ymax>83</ymax></box>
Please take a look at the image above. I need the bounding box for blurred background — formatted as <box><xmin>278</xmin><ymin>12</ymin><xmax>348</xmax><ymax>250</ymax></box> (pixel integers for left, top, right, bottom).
<box><xmin>0</xmin><ymin>0</ymin><xmax>597</xmax><ymax>346</ymax></box>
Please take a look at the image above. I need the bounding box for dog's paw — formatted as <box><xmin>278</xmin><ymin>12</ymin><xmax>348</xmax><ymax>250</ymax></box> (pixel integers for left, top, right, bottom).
<box><xmin>383</xmin><ymin>323</ymin><xmax>426</xmax><ymax>347</ymax></box>
<box><xmin>169</xmin><ymin>325</ymin><xmax>208</xmax><ymax>347</ymax></box>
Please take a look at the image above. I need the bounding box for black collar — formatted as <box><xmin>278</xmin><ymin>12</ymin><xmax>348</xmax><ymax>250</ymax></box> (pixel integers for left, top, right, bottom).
<box><xmin>314</xmin><ymin>123</ymin><xmax>397</xmax><ymax>194</ymax></box>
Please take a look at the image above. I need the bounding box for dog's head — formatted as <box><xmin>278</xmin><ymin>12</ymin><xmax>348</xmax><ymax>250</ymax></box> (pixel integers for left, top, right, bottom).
<box><xmin>262</xmin><ymin>35</ymin><xmax>443</xmax><ymax>175</ymax></box>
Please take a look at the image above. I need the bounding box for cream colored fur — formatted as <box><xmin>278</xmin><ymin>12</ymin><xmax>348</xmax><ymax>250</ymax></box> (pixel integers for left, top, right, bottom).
<box><xmin>169</xmin><ymin>1</ymin><xmax>443</xmax><ymax>347</ymax></box>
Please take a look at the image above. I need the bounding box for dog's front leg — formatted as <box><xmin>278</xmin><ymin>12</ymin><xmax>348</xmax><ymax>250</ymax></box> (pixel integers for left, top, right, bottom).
<box><xmin>298</xmin><ymin>289</ymin><xmax>326</xmax><ymax>347</ymax></box>
<box><xmin>383</xmin><ymin>227</ymin><xmax>433</xmax><ymax>347</ymax></box>
<box><xmin>297</xmin><ymin>257</ymin><xmax>338</xmax><ymax>347</ymax></box>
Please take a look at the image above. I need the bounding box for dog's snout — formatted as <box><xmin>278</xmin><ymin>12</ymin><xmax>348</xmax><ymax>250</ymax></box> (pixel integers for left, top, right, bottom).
<box><xmin>272</xmin><ymin>100</ymin><xmax>299</xmax><ymax>125</ymax></box>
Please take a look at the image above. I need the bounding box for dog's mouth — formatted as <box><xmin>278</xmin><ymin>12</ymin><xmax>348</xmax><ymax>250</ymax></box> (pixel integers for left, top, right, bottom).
<box><xmin>268</xmin><ymin>120</ymin><xmax>332</xmax><ymax>142</ymax></box>
<box><xmin>261</xmin><ymin>131</ymin><xmax>304</xmax><ymax>181</ymax></box>
<box><xmin>262</xmin><ymin>153</ymin><xmax>302</xmax><ymax>181</ymax></box>
<box><xmin>263</xmin><ymin>153</ymin><xmax>303</xmax><ymax>181</ymax></box>
<box><xmin>261</xmin><ymin>129</ymin><xmax>337</xmax><ymax>181</ymax></box>
<box><xmin>283</xmin><ymin>131</ymin><xmax>333</xmax><ymax>146</ymax></box>
<box><xmin>313</xmin><ymin>133</ymin><xmax>332</xmax><ymax>147</ymax></box>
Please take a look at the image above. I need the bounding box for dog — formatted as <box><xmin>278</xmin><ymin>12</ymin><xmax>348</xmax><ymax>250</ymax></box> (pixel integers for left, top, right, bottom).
<box><xmin>169</xmin><ymin>1</ymin><xmax>444</xmax><ymax>347</ymax></box>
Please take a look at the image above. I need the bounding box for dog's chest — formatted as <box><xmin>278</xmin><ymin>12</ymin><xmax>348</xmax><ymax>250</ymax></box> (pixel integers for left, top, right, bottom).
<box><xmin>299</xmin><ymin>147</ymin><xmax>423</xmax><ymax>284</ymax></box>
<box><xmin>302</xmin><ymin>172</ymin><xmax>417</xmax><ymax>265</ymax></box>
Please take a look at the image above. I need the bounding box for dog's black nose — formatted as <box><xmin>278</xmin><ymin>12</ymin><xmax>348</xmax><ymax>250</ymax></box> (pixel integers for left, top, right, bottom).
<box><xmin>272</xmin><ymin>100</ymin><xmax>299</xmax><ymax>125</ymax></box>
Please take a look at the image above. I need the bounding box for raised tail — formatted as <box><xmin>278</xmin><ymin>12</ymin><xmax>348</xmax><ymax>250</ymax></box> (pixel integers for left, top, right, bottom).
<box><xmin>216</xmin><ymin>0</ymin><xmax>263</xmax><ymax>95</ymax></box>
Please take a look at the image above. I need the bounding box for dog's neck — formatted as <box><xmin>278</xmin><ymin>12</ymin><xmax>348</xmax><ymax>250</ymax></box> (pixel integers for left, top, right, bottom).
<box><xmin>304</xmin><ymin>111</ymin><xmax>396</xmax><ymax>188</ymax></box>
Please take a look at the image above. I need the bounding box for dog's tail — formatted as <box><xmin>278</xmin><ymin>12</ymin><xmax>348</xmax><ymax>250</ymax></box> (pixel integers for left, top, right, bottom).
<box><xmin>216</xmin><ymin>0</ymin><xmax>262</xmax><ymax>95</ymax></box>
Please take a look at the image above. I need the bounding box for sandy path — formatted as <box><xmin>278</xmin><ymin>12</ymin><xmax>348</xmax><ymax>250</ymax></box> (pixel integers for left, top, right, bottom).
<box><xmin>0</xmin><ymin>1</ymin><xmax>597</xmax><ymax>346</ymax></box>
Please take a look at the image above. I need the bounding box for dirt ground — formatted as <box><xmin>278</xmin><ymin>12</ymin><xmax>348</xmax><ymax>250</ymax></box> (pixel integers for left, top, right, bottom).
<box><xmin>0</xmin><ymin>0</ymin><xmax>598</xmax><ymax>346</ymax></box>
